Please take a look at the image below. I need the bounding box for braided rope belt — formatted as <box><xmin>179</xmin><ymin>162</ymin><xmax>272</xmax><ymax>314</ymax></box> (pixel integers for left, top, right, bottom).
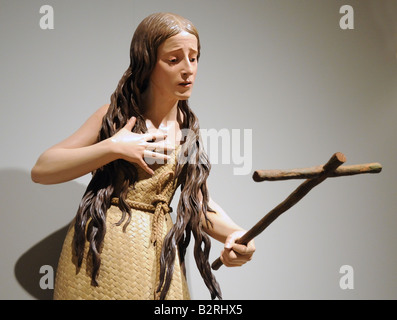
<box><xmin>110</xmin><ymin>170</ymin><xmax>175</xmax><ymax>299</ymax></box>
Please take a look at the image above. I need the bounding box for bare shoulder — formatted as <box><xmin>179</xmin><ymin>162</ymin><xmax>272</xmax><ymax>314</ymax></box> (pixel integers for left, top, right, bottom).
<box><xmin>84</xmin><ymin>103</ymin><xmax>110</xmax><ymax>128</ymax></box>
<box><xmin>95</xmin><ymin>103</ymin><xmax>110</xmax><ymax>119</ymax></box>
<box><xmin>99</xmin><ymin>103</ymin><xmax>110</xmax><ymax>113</ymax></box>
<box><xmin>80</xmin><ymin>103</ymin><xmax>110</xmax><ymax>131</ymax></box>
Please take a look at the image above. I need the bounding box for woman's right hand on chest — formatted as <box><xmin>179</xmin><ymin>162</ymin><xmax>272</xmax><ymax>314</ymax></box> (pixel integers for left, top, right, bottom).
<box><xmin>31</xmin><ymin>105</ymin><xmax>171</xmax><ymax>184</ymax></box>
<box><xmin>109</xmin><ymin>117</ymin><xmax>172</xmax><ymax>175</ymax></box>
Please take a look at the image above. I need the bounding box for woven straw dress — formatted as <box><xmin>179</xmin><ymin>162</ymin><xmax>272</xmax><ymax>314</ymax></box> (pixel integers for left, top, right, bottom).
<box><xmin>53</xmin><ymin>145</ymin><xmax>190</xmax><ymax>300</ymax></box>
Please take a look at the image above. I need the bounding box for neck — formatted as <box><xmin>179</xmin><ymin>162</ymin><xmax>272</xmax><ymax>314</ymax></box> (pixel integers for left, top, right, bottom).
<box><xmin>143</xmin><ymin>92</ymin><xmax>180</xmax><ymax>129</ymax></box>
<box><xmin>145</xmin><ymin>101</ymin><xmax>179</xmax><ymax>128</ymax></box>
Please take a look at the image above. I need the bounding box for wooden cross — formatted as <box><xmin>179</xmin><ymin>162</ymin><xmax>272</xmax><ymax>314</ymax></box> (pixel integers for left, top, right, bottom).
<box><xmin>211</xmin><ymin>152</ymin><xmax>382</xmax><ymax>270</ymax></box>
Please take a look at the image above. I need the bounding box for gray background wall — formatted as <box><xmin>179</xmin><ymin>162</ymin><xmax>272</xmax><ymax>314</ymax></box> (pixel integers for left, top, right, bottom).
<box><xmin>1</xmin><ymin>0</ymin><xmax>396</xmax><ymax>300</ymax></box>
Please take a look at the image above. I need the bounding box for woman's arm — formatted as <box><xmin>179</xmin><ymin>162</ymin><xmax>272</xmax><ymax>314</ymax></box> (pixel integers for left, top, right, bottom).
<box><xmin>31</xmin><ymin>104</ymin><xmax>169</xmax><ymax>184</ymax></box>
<box><xmin>202</xmin><ymin>197</ymin><xmax>256</xmax><ymax>267</ymax></box>
<box><xmin>202</xmin><ymin>198</ymin><xmax>243</xmax><ymax>243</ymax></box>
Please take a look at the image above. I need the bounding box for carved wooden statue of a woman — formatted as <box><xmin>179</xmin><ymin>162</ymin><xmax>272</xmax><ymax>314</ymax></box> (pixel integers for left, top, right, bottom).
<box><xmin>31</xmin><ymin>12</ymin><xmax>255</xmax><ymax>300</ymax></box>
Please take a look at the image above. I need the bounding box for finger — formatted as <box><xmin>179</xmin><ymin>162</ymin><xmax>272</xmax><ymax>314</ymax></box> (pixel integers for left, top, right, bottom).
<box><xmin>221</xmin><ymin>249</ymin><xmax>247</xmax><ymax>267</ymax></box>
<box><xmin>145</xmin><ymin>142</ymin><xmax>176</xmax><ymax>153</ymax></box>
<box><xmin>224</xmin><ymin>232</ymin><xmax>242</xmax><ymax>249</ymax></box>
<box><xmin>225</xmin><ymin>249</ymin><xmax>239</xmax><ymax>261</ymax></box>
<box><xmin>124</xmin><ymin>117</ymin><xmax>137</xmax><ymax>131</ymax></box>
<box><xmin>143</xmin><ymin>132</ymin><xmax>168</xmax><ymax>142</ymax></box>
<box><xmin>220</xmin><ymin>249</ymin><xmax>236</xmax><ymax>266</ymax></box>
<box><xmin>224</xmin><ymin>235</ymin><xmax>235</xmax><ymax>250</ymax></box>
<box><xmin>231</xmin><ymin>243</ymin><xmax>255</xmax><ymax>255</ymax></box>
<box><xmin>231</xmin><ymin>252</ymin><xmax>253</xmax><ymax>264</ymax></box>
<box><xmin>137</xmin><ymin>158</ymin><xmax>154</xmax><ymax>176</ymax></box>
<box><xmin>143</xmin><ymin>150</ymin><xmax>172</xmax><ymax>160</ymax></box>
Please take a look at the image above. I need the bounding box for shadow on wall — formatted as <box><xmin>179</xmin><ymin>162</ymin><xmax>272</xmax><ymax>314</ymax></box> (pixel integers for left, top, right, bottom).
<box><xmin>0</xmin><ymin>169</ymin><xmax>86</xmax><ymax>300</ymax></box>
<box><xmin>14</xmin><ymin>224</ymin><xmax>70</xmax><ymax>300</ymax></box>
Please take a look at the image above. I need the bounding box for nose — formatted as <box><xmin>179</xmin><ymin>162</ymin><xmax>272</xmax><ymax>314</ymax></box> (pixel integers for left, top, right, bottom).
<box><xmin>182</xmin><ymin>58</ymin><xmax>194</xmax><ymax>77</ymax></box>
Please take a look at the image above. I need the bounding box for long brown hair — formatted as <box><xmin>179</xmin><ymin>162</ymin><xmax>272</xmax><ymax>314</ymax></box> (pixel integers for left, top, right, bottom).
<box><xmin>73</xmin><ymin>12</ymin><xmax>222</xmax><ymax>300</ymax></box>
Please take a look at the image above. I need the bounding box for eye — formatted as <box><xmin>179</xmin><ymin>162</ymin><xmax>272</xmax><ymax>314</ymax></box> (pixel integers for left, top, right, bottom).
<box><xmin>169</xmin><ymin>58</ymin><xmax>178</xmax><ymax>63</ymax></box>
<box><xmin>190</xmin><ymin>57</ymin><xmax>197</xmax><ymax>63</ymax></box>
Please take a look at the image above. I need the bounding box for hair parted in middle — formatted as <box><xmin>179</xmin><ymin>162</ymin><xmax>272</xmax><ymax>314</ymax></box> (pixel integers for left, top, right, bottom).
<box><xmin>72</xmin><ymin>12</ymin><xmax>222</xmax><ymax>300</ymax></box>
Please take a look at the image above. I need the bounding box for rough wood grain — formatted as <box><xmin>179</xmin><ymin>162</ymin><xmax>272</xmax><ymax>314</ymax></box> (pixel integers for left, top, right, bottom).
<box><xmin>211</xmin><ymin>153</ymin><xmax>382</xmax><ymax>271</ymax></box>
<box><xmin>253</xmin><ymin>162</ymin><xmax>382</xmax><ymax>182</ymax></box>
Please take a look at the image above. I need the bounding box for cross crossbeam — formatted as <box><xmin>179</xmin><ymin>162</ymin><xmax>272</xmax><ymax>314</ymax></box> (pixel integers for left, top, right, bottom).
<box><xmin>211</xmin><ymin>152</ymin><xmax>382</xmax><ymax>270</ymax></box>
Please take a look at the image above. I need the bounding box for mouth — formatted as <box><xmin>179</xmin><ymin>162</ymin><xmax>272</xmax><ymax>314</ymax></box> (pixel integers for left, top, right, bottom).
<box><xmin>179</xmin><ymin>81</ymin><xmax>193</xmax><ymax>87</ymax></box>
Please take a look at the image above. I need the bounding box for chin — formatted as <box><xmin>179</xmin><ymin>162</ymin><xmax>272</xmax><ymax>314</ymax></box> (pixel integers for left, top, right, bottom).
<box><xmin>176</xmin><ymin>93</ymin><xmax>192</xmax><ymax>101</ymax></box>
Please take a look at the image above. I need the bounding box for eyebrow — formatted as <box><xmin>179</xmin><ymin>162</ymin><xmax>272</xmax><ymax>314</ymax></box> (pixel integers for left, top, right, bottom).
<box><xmin>163</xmin><ymin>47</ymin><xmax>198</xmax><ymax>55</ymax></box>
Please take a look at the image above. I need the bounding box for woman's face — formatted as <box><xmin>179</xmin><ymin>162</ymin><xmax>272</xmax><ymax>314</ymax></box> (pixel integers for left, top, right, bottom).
<box><xmin>149</xmin><ymin>31</ymin><xmax>198</xmax><ymax>102</ymax></box>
